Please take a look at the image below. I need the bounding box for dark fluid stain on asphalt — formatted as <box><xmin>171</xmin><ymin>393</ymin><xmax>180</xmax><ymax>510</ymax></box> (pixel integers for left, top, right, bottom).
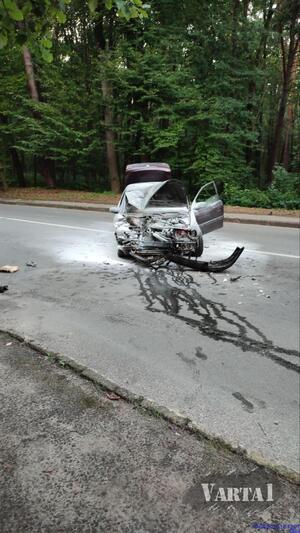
<box><xmin>134</xmin><ymin>269</ymin><xmax>299</xmax><ymax>373</ymax></box>
<box><xmin>232</xmin><ymin>392</ymin><xmax>254</xmax><ymax>413</ymax></box>
<box><xmin>195</xmin><ymin>347</ymin><xmax>208</xmax><ymax>360</ymax></box>
<box><xmin>176</xmin><ymin>351</ymin><xmax>201</xmax><ymax>381</ymax></box>
<box><xmin>256</xmin><ymin>399</ymin><xmax>266</xmax><ymax>409</ymax></box>
<box><xmin>176</xmin><ymin>352</ymin><xmax>197</xmax><ymax>369</ymax></box>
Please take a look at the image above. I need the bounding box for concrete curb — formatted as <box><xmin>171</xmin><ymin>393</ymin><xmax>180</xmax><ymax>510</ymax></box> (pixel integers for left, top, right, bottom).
<box><xmin>0</xmin><ymin>198</ymin><xmax>110</xmax><ymax>212</ymax></box>
<box><xmin>224</xmin><ymin>216</ymin><xmax>300</xmax><ymax>229</ymax></box>
<box><xmin>1</xmin><ymin>197</ymin><xmax>299</xmax><ymax>228</ymax></box>
<box><xmin>2</xmin><ymin>327</ymin><xmax>299</xmax><ymax>485</ymax></box>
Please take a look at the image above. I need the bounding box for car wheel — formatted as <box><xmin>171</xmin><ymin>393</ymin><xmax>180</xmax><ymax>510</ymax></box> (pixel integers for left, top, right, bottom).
<box><xmin>118</xmin><ymin>248</ymin><xmax>130</xmax><ymax>259</ymax></box>
<box><xmin>195</xmin><ymin>236</ymin><xmax>204</xmax><ymax>257</ymax></box>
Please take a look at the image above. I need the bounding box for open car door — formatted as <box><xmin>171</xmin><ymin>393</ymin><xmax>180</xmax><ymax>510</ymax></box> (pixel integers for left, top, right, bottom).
<box><xmin>191</xmin><ymin>181</ymin><xmax>224</xmax><ymax>235</ymax></box>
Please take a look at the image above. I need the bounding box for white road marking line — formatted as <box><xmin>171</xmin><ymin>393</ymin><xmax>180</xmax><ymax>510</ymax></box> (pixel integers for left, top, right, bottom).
<box><xmin>0</xmin><ymin>217</ymin><xmax>112</xmax><ymax>234</ymax></box>
<box><xmin>211</xmin><ymin>248</ymin><xmax>299</xmax><ymax>260</ymax></box>
<box><xmin>1</xmin><ymin>216</ymin><xmax>299</xmax><ymax>259</ymax></box>
<box><xmin>244</xmin><ymin>249</ymin><xmax>299</xmax><ymax>260</ymax></box>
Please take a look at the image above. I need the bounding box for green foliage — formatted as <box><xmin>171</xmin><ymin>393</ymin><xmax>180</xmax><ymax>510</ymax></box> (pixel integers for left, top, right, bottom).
<box><xmin>272</xmin><ymin>165</ymin><xmax>300</xmax><ymax>195</ymax></box>
<box><xmin>0</xmin><ymin>0</ymin><xmax>71</xmax><ymax>52</ymax></box>
<box><xmin>224</xmin><ymin>183</ymin><xmax>300</xmax><ymax>210</ymax></box>
<box><xmin>102</xmin><ymin>0</ymin><xmax>149</xmax><ymax>19</ymax></box>
<box><xmin>0</xmin><ymin>0</ymin><xmax>299</xmax><ymax>202</ymax></box>
<box><xmin>0</xmin><ymin>0</ymin><xmax>147</xmax><ymax>60</ymax></box>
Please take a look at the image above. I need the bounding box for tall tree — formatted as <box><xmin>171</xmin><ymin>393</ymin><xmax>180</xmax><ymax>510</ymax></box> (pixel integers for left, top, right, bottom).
<box><xmin>0</xmin><ymin>0</ymin><xmax>299</xmax><ymax>201</ymax></box>
<box><xmin>282</xmin><ymin>46</ymin><xmax>299</xmax><ymax>169</ymax></box>
<box><xmin>95</xmin><ymin>11</ymin><xmax>121</xmax><ymax>192</ymax></box>
<box><xmin>266</xmin><ymin>0</ymin><xmax>300</xmax><ymax>184</ymax></box>
<box><xmin>22</xmin><ymin>46</ymin><xmax>55</xmax><ymax>187</ymax></box>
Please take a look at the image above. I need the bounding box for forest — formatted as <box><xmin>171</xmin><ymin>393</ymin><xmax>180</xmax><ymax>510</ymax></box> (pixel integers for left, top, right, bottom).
<box><xmin>0</xmin><ymin>0</ymin><xmax>299</xmax><ymax>208</ymax></box>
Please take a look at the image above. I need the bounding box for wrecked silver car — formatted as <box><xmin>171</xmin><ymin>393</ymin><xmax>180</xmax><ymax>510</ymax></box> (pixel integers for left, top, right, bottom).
<box><xmin>110</xmin><ymin>163</ymin><xmax>244</xmax><ymax>271</ymax></box>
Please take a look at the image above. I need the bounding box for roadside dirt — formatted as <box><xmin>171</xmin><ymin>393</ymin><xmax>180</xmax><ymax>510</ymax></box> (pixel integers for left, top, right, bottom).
<box><xmin>0</xmin><ymin>187</ymin><xmax>120</xmax><ymax>205</ymax></box>
<box><xmin>0</xmin><ymin>187</ymin><xmax>299</xmax><ymax>217</ymax></box>
<box><xmin>223</xmin><ymin>205</ymin><xmax>300</xmax><ymax>217</ymax></box>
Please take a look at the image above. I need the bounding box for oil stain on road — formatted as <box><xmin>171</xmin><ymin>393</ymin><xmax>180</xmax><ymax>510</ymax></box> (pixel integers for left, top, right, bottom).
<box><xmin>134</xmin><ymin>268</ymin><xmax>300</xmax><ymax>373</ymax></box>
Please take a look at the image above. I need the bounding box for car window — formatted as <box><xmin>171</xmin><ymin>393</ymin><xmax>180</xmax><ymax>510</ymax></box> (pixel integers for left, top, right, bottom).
<box><xmin>197</xmin><ymin>182</ymin><xmax>218</xmax><ymax>202</ymax></box>
<box><xmin>148</xmin><ymin>182</ymin><xmax>187</xmax><ymax>207</ymax></box>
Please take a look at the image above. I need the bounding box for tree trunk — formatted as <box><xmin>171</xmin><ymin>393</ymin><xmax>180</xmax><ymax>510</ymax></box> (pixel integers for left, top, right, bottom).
<box><xmin>101</xmin><ymin>79</ymin><xmax>121</xmax><ymax>193</ymax></box>
<box><xmin>22</xmin><ymin>46</ymin><xmax>39</xmax><ymax>102</ymax></box>
<box><xmin>266</xmin><ymin>78</ymin><xmax>289</xmax><ymax>182</ymax></box>
<box><xmin>9</xmin><ymin>147</ymin><xmax>26</xmax><ymax>187</ymax></box>
<box><xmin>0</xmin><ymin>114</ymin><xmax>26</xmax><ymax>187</ymax></box>
<box><xmin>282</xmin><ymin>46</ymin><xmax>299</xmax><ymax>169</ymax></box>
<box><xmin>0</xmin><ymin>160</ymin><xmax>8</xmax><ymax>191</ymax></box>
<box><xmin>245</xmin><ymin>1</ymin><xmax>274</xmax><ymax>177</ymax></box>
<box><xmin>282</xmin><ymin>106</ymin><xmax>294</xmax><ymax>170</ymax></box>
<box><xmin>231</xmin><ymin>0</ymin><xmax>240</xmax><ymax>55</ymax></box>
<box><xmin>266</xmin><ymin>2</ymin><xmax>299</xmax><ymax>184</ymax></box>
<box><xmin>242</xmin><ymin>0</ymin><xmax>250</xmax><ymax>17</ymax></box>
<box><xmin>95</xmin><ymin>13</ymin><xmax>121</xmax><ymax>193</ymax></box>
<box><xmin>22</xmin><ymin>46</ymin><xmax>55</xmax><ymax>188</ymax></box>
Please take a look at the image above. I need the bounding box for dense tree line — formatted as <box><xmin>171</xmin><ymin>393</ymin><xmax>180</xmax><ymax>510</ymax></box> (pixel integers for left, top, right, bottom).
<box><xmin>0</xmin><ymin>0</ymin><xmax>299</xmax><ymax>207</ymax></box>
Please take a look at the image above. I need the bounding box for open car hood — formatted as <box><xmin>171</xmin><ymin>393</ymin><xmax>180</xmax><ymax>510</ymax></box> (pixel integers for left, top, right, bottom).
<box><xmin>124</xmin><ymin>179</ymin><xmax>188</xmax><ymax>211</ymax></box>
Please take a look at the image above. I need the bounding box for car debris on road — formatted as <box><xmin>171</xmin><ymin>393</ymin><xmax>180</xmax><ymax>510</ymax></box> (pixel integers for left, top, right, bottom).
<box><xmin>26</xmin><ymin>261</ymin><xmax>37</xmax><ymax>268</ymax></box>
<box><xmin>105</xmin><ymin>392</ymin><xmax>121</xmax><ymax>401</ymax></box>
<box><xmin>0</xmin><ymin>285</ymin><xmax>8</xmax><ymax>293</ymax></box>
<box><xmin>110</xmin><ymin>163</ymin><xmax>244</xmax><ymax>272</ymax></box>
<box><xmin>0</xmin><ymin>265</ymin><xmax>19</xmax><ymax>273</ymax></box>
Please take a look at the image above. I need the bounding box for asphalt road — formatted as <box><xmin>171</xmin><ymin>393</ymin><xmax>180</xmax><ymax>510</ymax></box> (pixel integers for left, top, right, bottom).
<box><xmin>0</xmin><ymin>204</ymin><xmax>299</xmax><ymax>476</ymax></box>
<box><xmin>1</xmin><ymin>331</ymin><xmax>299</xmax><ymax>533</ymax></box>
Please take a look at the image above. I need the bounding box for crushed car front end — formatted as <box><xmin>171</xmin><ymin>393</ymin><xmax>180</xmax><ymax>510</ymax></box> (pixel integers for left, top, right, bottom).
<box><xmin>115</xmin><ymin>208</ymin><xmax>200</xmax><ymax>257</ymax></box>
<box><xmin>112</xmin><ymin>179</ymin><xmax>201</xmax><ymax>259</ymax></box>
<box><xmin>110</xmin><ymin>165</ymin><xmax>244</xmax><ymax>271</ymax></box>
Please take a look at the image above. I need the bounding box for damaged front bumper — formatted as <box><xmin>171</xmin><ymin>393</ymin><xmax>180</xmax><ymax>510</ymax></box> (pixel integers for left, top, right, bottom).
<box><xmin>118</xmin><ymin>242</ymin><xmax>244</xmax><ymax>272</ymax></box>
<box><xmin>115</xmin><ymin>214</ymin><xmax>244</xmax><ymax>272</ymax></box>
<box><xmin>165</xmin><ymin>247</ymin><xmax>245</xmax><ymax>272</ymax></box>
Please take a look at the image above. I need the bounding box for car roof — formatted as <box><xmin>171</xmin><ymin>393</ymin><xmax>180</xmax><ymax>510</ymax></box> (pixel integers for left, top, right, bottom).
<box><xmin>124</xmin><ymin>163</ymin><xmax>171</xmax><ymax>186</ymax></box>
<box><xmin>125</xmin><ymin>163</ymin><xmax>171</xmax><ymax>173</ymax></box>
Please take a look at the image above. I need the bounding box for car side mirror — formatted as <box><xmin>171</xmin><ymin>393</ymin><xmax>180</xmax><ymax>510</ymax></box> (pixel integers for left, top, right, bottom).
<box><xmin>109</xmin><ymin>206</ymin><xmax>119</xmax><ymax>214</ymax></box>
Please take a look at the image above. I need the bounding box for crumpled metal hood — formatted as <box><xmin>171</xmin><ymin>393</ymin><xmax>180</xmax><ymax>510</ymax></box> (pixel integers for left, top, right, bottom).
<box><xmin>124</xmin><ymin>180</ymin><xmax>187</xmax><ymax>210</ymax></box>
<box><xmin>124</xmin><ymin>181</ymin><xmax>167</xmax><ymax>210</ymax></box>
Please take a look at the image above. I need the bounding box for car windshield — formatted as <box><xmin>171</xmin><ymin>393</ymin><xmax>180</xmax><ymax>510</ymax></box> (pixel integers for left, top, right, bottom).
<box><xmin>147</xmin><ymin>181</ymin><xmax>187</xmax><ymax>207</ymax></box>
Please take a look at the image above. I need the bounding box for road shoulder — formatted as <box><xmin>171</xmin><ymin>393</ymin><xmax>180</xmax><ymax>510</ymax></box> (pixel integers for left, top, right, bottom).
<box><xmin>0</xmin><ymin>330</ymin><xmax>299</xmax><ymax>533</ymax></box>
